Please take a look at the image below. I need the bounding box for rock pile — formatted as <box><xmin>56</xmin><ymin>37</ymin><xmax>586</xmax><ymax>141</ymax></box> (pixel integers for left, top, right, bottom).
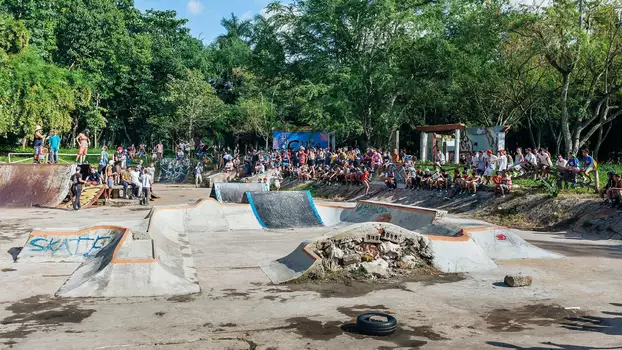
<box><xmin>309</xmin><ymin>224</ymin><xmax>434</xmax><ymax>279</ymax></box>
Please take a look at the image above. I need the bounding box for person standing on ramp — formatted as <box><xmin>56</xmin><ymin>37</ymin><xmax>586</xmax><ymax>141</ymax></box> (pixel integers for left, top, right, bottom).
<box><xmin>75</xmin><ymin>129</ymin><xmax>90</xmax><ymax>164</ymax></box>
<box><xmin>33</xmin><ymin>125</ymin><xmax>46</xmax><ymax>164</ymax></box>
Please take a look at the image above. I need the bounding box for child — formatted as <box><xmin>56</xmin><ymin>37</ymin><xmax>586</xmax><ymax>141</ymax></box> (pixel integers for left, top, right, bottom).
<box><xmin>492</xmin><ymin>171</ymin><xmax>504</xmax><ymax>197</ymax></box>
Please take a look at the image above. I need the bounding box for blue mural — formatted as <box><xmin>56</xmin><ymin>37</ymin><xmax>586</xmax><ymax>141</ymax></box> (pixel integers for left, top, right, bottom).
<box><xmin>272</xmin><ymin>132</ymin><xmax>330</xmax><ymax>151</ymax></box>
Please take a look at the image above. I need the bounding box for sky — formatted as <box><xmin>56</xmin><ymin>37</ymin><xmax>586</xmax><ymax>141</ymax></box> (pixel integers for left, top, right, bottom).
<box><xmin>133</xmin><ymin>0</ymin><xmax>547</xmax><ymax>44</ymax></box>
<box><xmin>134</xmin><ymin>0</ymin><xmax>292</xmax><ymax>44</ymax></box>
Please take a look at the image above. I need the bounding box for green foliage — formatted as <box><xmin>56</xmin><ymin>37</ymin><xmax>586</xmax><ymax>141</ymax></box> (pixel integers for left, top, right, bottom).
<box><xmin>0</xmin><ymin>0</ymin><xmax>621</xmax><ymax>155</ymax></box>
<box><xmin>162</xmin><ymin>69</ymin><xmax>225</xmax><ymax>142</ymax></box>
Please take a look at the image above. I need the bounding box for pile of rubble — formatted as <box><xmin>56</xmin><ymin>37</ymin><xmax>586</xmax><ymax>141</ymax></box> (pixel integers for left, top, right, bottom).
<box><xmin>309</xmin><ymin>223</ymin><xmax>435</xmax><ymax>279</ymax></box>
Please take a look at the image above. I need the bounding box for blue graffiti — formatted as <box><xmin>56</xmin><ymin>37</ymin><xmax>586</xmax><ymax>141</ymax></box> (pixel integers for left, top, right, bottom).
<box><xmin>28</xmin><ymin>235</ymin><xmax>112</xmax><ymax>257</ymax></box>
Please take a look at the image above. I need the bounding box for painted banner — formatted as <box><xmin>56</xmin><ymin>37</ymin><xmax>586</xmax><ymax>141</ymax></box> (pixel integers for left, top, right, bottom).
<box><xmin>461</xmin><ymin>126</ymin><xmax>506</xmax><ymax>153</ymax></box>
<box><xmin>272</xmin><ymin>132</ymin><xmax>329</xmax><ymax>151</ymax></box>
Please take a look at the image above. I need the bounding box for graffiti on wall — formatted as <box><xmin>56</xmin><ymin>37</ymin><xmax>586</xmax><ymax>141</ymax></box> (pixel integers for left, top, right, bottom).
<box><xmin>272</xmin><ymin>132</ymin><xmax>329</xmax><ymax>151</ymax></box>
<box><xmin>27</xmin><ymin>234</ymin><xmax>113</xmax><ymax>257</ymax></box>
<box><xmin>158</xmin><ymin>158</ymin><xmax>191</xmax><ymax>183</ymax></box>
<box><xmin>461</xmin><ymin>126</ymin><xmax>506</xmax><ymax>153</ymax></box>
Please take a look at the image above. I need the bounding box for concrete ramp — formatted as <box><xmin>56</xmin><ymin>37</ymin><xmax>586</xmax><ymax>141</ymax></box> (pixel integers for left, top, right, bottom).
<box><xmin>260</xmin><ymin>241</ymin><xmax>321</xmax><ymax>284</ymax></box>
<box><xmin>0</xmin><ymin>164</ymin><xmax>75</xmax><ymax>207</ymax></box>
<box><xmin>19</xmin><ymin>226</ymin><xmax>126</xmax><ymax>263</ymax></box>
<box><xmin>465</xmin><ymin>226</ymin><xmax>564</xmax><ymax>260</ymax></box>
<box><xmin>60</xmin><ymin>184</ymin><xmax>106</xmax><ymax>210</ymax></box>
<box><xmin>342</xmin><ymin>201</ymin><xmax>444</xmax><ymax>231</ymax></box>
<box><xmin>56</xmin><ymin>225</ymin><xmax>200</xmax><ymax>297</ymax></box>
<box><xmin>212</xmin><ymin>182</ymin><xmax>268</xmax><ymax>203</ymax></box>
<box><xmin>261</xmin><ymin>222</ymin><xmax>498</xmax><ymax>284</ymax></box>
<box><xmin>247</xmin><ymin>191</ymin><xmax>323</xmax><ymax>229</ymax></box>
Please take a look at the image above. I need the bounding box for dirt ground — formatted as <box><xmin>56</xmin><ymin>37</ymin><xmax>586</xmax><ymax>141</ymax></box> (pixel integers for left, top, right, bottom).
<box><xmin>0</xmin><ymin>184</ymin><xmax>621</xmax><ymax>349</ymax></box>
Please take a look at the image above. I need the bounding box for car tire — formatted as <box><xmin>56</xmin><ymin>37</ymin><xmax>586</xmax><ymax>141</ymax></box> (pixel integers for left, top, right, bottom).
<box><xmin>356</xmin><ymin>313</ymin><xmax>398</xmax><ymax>336</ymax></box>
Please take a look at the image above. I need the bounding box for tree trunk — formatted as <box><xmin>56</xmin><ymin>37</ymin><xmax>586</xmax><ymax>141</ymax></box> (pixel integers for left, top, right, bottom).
<box><xmin>96</xmin><ymin>129</ymin><xmax>104</xmax><ymax>147</ymax></box>
<box><xmin>21</xmin><ymin>136</ymin><xmax>28</xmax><ymax>151</ymax></box>
<box><xmin>122</xmin><ymin>122</ymin><xmax>132</xmax><ymax>144</ymax></box>
<box><xmin>594</xmin><ymin>122</ymin><xmax>612</xmax><ymax>161</ymax></box>
<box><xmin>527</xmin><ymin>115</ymin><xmax>537</xmax><ymax>149</ymax></box>
<box><xmin>71</xmin><ymin>120</ymin><xmax>78</xmax><ymax>149</ymax></box>
<box><xmin>560</xmin><ymin>72</ymin><xmax>573</xmax><ymax>154</ymax></box>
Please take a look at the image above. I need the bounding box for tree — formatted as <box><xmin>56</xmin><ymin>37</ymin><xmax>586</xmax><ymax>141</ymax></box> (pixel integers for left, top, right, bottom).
<box><xmin>162</xmin><ymin>69</ymin><xmax>225</xmax><ymax>145</ymax></box>
<box><xmin>518</xmin><ymin>0</ymin><xmax>622</xmax><ymax>155</ymax></box>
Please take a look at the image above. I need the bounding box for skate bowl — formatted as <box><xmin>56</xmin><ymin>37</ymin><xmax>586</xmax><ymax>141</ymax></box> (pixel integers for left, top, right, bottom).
<box><xmin>246</xmin><ymin>191</ymin><xmax>324</xmax><ymax>229</ymax></box>
<box><xmin>212</xmin><ymin>182</ymin><xmax>269</xmax><ymax>203</ymax></box>
<box><xmin>0</xmin><ymin>164</ymin><xmax>75</xmax><ymax>207</ymax></box>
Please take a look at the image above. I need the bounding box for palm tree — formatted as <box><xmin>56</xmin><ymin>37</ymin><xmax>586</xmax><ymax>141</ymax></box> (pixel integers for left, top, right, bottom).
<box><xmin>217</xmin><ymin>13</ymin><xmax>252</xmax><ymax>44</ymax></box>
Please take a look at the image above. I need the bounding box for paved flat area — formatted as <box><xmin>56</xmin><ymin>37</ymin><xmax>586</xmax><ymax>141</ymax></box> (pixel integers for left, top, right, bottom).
<box><xmin>0</xmin><ymin>184</ymin><xmax>621</xmax><ymax>349</ymax></box>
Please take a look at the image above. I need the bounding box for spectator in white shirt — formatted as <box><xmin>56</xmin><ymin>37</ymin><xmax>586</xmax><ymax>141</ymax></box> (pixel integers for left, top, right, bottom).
<box><xmin>130</xmin><ymin>167</ymin><xmax>142</xmax><ymax>198</ymax></box>
<box><xmin>141</xmin><ymin>168</ymin><xmax>152</xmax><ymax>205</ymax></box>
<box><xmin>555</xmin><ymin>155</ymin><xmax>567</xmax><ymax>168</ymax></box>
<box><xmin>498</xmin><ymin>150</ymin><xmax>508</xmax><ymax>172</ymax></box>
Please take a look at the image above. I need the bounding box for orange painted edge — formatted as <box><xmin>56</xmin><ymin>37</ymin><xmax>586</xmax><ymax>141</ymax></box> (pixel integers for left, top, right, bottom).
<box><xmin>29</xmin><ymin>225</ymin><xmax>128</xmax><ymax>237</ymax></box>
<box><xmin>110</xmin><ymin>230</ymin><xmax>157</xmax><ymax>264</ymax></box>
<box><xmin>316</xmin><ymin>204</ymin><xmax>355</xmax><ymax>210</ymax></box>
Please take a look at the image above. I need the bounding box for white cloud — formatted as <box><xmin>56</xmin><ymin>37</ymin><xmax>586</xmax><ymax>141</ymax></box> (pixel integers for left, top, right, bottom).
<box><xmin>241</xmin><ymin>11</ymin><xmax>254</xmax><ymax>21</ymax></box>
<box><xmin>260</xmin><ymin>7</ymin><xmax>274</xmax><ymax>19</ymax></box>
<box><xmin>187</xmin><ymin>0</ymin><xmax>204</xmax><ymax>15</ymax></box>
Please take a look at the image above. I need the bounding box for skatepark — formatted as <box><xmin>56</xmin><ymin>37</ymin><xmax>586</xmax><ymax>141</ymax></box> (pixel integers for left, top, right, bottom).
<box><xmin>0</xmin><ymin>172</ymin><xmax>621</xmax><ymax>349</ymax></box>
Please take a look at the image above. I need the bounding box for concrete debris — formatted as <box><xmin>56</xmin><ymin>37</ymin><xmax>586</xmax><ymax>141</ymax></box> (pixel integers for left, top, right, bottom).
<box><xmin>361</xmin><ymin>259</ymin><xmax>390</xmax><ymax>278</ymax></box>
<box><xmin>327</xmin><ymin>245</ymin><xmax>344</xmax><ymax>259</ymax></box>
<box><xmin>342</xmin><ymin>254</ymin><xmax>361</xmax><ymax>266</ymax></box>
<box><xmin>310</xmin><ymin>225</ymin><xmax>434</xmax><ymax>280</ymax></box>
<box><xmin>504</xmin><ymin>274</ymin><xmax>533</xmax><ymax>287</ymax></box>
<box><xmin>397</xmin><ymin>255</ymin><xmax>419</xmax><ymax>269</ymax></box>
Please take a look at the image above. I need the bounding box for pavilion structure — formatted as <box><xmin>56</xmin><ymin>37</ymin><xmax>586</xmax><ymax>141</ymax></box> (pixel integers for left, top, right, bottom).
<box><xmin>415</xmin><ymin>123</ymin><xmax>465</xmax><ymax>164</ymax></box>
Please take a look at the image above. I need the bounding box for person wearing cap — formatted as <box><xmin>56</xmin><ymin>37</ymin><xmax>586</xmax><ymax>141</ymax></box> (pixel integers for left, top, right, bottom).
<box><xmin>47</xmin><ymin>130</ymin><xmax>61</xmax><ymax>164</ymax></box>
<box><xmin>74</xmin><ymin>129</ymin><xmax>90</xmax><ymax>164</ymax></box>
<box><xmin>33</xmin><ymin>125</ymin><xmax>46</xmax><ymax>164</ymax></box>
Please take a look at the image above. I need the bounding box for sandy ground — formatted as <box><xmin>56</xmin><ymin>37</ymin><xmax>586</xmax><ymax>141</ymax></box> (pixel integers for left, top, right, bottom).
<box><xmin>0</xmin><ymin>184</ymin><xmax>621</xmax><ymax>349</ymax></box>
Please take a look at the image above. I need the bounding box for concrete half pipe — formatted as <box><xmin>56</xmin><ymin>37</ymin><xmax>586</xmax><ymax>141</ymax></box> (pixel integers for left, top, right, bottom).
<box><xmin>0</xmin><ymin>164</ymin><xmax>75</xmax><ymax>207</ymax></box>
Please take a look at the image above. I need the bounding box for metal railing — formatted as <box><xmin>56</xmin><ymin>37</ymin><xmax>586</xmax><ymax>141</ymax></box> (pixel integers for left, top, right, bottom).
<box><xmin>7</xmin><ymin>152</ymin><xmax>98</xmax><ymax>164</ymax></box>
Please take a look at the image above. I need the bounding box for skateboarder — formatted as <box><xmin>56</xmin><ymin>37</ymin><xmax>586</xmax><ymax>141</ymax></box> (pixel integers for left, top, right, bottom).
<box><xmin>70</xmin><ymin>167</ymin><xmax>86</xmax><ymax>210</ymax></box>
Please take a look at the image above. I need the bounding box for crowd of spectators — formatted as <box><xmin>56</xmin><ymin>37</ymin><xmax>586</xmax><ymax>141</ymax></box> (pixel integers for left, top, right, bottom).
<box><xmin>190</xmin><ymin>145</ymin><xmax>621</xmax><ymax>207</ymax></box>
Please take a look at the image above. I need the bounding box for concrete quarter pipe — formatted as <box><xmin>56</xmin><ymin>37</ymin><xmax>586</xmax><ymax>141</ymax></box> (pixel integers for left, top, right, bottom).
<box><xmin>212</xmin><ymin>182</ymin><xmax>269</xmax><ymax>203</ymax></box>
<box><xmin>0</xmin><ymin>164</ymin><xmax>75</xmax><ymax>207</ymax></box>
<box><xmin>246</xmin><ymin>191</ymin><xmax>324</xmax><ymax>229</ymax></box>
